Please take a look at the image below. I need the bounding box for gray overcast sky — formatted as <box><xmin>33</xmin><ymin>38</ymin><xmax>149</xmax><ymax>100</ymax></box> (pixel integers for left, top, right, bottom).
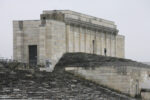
<box><xmin>0</xmin><ymin>0</ymin><xmax>150</xmax><ymax>62</ymax></box>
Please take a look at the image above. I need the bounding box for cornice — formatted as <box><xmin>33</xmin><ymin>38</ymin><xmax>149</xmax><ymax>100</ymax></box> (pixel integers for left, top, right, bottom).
<box><xmin>64</xmin><ymin>18</ymin><xmax>118</xmax><ymax>35</ymax></box>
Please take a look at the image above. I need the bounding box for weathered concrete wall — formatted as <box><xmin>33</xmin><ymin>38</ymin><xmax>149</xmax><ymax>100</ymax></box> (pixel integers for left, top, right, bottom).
<box><xmin>116</xmin><ymin>35</ymin><xmax>125</xmax><ymax>58</ymax></box>
<box><xmin>65</xmin><ymin>66</ymin><xmax>150</xmax><ymax>97</ymax></box>
<box><xmin>13</xmin><ymin>20</ymin><xmax>41</xmax><ymax>63</ymax></box>
<box><xmin>65</xmin><ymin>25</ymin><xmax>119</xmax><ymax>57</ymax></box>
<box><xmin>44</xmin><ymin>20</ymin><xmax>66</xmax><ymax>70</ymax></box>
<box><xmin>141</xmin><ymin>92</ymin><xmax>150</xmax><ymax>100</ymax></box>
<box><xmin>14</xmin><ymin>20</ymin><xmax>66</xmax><ymax>70</ymax></box>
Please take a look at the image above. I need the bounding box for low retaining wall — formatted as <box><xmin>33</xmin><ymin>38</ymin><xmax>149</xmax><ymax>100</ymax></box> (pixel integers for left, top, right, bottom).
<box><xmin>65</xmin><ymin>66</ymin><xmax>150</xmax><ymax>97</ymax></box>
<box><xmin>141</xmin><ymin>89</ymin><xmax>150</xmax><ymax>100</ymax></box>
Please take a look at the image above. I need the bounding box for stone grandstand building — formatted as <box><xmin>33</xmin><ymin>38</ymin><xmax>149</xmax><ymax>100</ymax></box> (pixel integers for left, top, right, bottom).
<box><xmin>13</xmin><ymin>10</ymin><xmax>125</xmax><ymax>68</ymax></box>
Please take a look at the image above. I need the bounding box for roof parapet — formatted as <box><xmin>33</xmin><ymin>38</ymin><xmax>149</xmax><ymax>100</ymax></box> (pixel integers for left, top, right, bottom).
<box><xmin>41</xmin><ymin>10</ymin><xmax>118</xmax><ymax>34</ymax></box>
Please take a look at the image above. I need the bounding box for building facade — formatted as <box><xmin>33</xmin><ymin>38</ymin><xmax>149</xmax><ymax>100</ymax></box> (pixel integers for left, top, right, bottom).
<box><xmin>13</xmin><ymin>10</ymin><xmax>125</xmax><ymax>68</ymax></box>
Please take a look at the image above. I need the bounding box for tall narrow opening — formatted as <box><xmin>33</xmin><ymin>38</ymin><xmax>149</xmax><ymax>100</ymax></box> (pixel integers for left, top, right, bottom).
<box><xmin>92</xmin><ymin>40</ymin><xmax>95</xmax><ymax>54</ymax></box>
<box><xmin>136</xmin><ymin>80</ymin><xmax>139</xmax><ymax>95</ymax></box>
<box><xmin>29</xmin><ymin>45</ymin><xmax>37</xmax><ymax>66</ymax></box>
<box><xmin>104</xmin><ymin>48</ymin><xmax>107</xmax><ymax>56</ymax></box>
<box><xmin>41</xmin><ymin>17</ymin><xmax>46</xmax><ymax>25</ymax></box>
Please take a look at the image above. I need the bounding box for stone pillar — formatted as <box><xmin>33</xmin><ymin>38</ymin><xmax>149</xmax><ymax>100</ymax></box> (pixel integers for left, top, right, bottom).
<box><xmin>94</xmin><ymin>30</ymin><xmax>97</xmax><ymax>54</ymax></box>
<box><xmin>85</xmin><ymin>28</ymin><xmax>90</xmax><ymax>53</ymax></box>
<box><xmin>106</xmin><ymin>33</ymin><xmax>111</xmax><ymax>56</ymax></box>
<box><xmin>73</xmin><ymin>25</ymin><xmax>80</xmax><ymax>52</ymax></box>
<box><xmin>111</xmin><ymin>34</ymin><xmax>115</xmax><ymax>57</ymax></box>
<box><xmin>69</xmin><ymin>25</ymin><xmax>74</xmax><ymax>52</ymax></box>
<box><xmin>101</xmin><ymin>32</ymin><xmax>105</xmax><ymax>56</ymax></box>
<box><xmin>90</xmin><ymin>30</ymin><xmax>95</xmax><ymax>54</ymax></box>
<box><xmin>110</xmin><ymin>33</ymin><xmax>112</xmax><ymax>56</ymax></box>
<box><xmin>79</xmin><ymin>26</ymin><xmax>81</xmax><ymax>52</ymax></box>
<box><xmin>84</xmin><ymin>27</ymin><xmax>87</xmax><ymax>52</ymax></box>
<box><xmin>79</xmin><ymin>26</ymin><xmax>85</xmax><ymax>52</ymax></box>
<box><xmin>96</xmin><ymin>30</ymin><xmax>101</xmax><ymax>55</ymax></box>
<box><xmin>115</xmin><ymin>35</ymin><xmax>117</xmax><ymax>57</ymax></box>
<box><xmin>100</xmin><ymin>32</ymin><xmax>103</xmax><ymax>55</ymax></box>
<box><xmin>73</xmin><ymin>24</ymin><xmax>75</xmax><ymax>52</ymax></box>
<box><xmin>66</xmin><ymin>24</ymin><xmax>70</xmax><ymax>52</ymax></box>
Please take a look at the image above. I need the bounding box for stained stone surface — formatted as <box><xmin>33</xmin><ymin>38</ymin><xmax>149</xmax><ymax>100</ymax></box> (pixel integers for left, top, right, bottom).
<box><xmin>56</xmin><ymin>53</ymin><xmax>150</xmax><ymax>97</ymax></box>
<box><xmin>13</xmin><ymin>10</ymin><xmax>125</xmax><ymax>70</ymax></box>
<box><xmin>0</xmin><ymin>62</ymin><xmax>137</xmax><ymax>100</ymax></box>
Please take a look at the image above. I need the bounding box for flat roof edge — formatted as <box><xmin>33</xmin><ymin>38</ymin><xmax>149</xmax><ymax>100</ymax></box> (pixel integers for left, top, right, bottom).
<box><xmin>43</xmin><ymin>10</ymin><xmax>115</xmax><ymax>25</ymax></box>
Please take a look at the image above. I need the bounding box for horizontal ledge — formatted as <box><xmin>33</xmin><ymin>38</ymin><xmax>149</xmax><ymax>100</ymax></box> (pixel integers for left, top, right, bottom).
<box><xmin>64</xmin><ymin>18</ymin><xmax>118</xmax><ymax>35</ymax></box>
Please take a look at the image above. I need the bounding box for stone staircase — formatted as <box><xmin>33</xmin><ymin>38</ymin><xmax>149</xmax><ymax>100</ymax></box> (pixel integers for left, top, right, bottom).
<box><xmin>0</xmin><ymin>61</ymin><xmax>138</xmax><ymax>100</ymax></box>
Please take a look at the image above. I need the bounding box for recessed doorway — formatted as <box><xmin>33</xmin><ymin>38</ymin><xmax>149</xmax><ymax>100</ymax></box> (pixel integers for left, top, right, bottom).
<box><xmin>29</xmin><ymin>45</ymin><xmax>37</xmax><ymax>66</ymax></box>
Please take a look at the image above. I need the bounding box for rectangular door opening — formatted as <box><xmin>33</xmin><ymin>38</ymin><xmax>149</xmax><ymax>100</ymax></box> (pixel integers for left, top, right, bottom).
<box><xmin>92</xmin><ymin>40</ymin><xmax>95</xmax><ymax>54</ymax></box>
<box><xmin>29</xmin><ymin>45</ymin><xmax>37</xmax><ymax>66</ymax></box>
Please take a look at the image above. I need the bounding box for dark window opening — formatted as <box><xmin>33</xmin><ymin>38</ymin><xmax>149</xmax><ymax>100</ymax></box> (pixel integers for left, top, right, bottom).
<box><xmin>43</xmin><ymin>17</ymin><xmax>46</xmax><ymax>20</ymax></box>
<box><xmin>104</xmin><ymin>48</ymin><xmax>107</xmax><ymax>56</ymax></box>
<box><xmin>92</xmin><ymin>40</ymin><xmax>95</xmax><ymax>54</ymax></box>
<box><xmin>41</xmin><ymin>17</ymin><xmax>46</xmax><ymax>25</ymax></box>
<box><xmin>19</xmin><ymin>21</ymin><xmax>23</xmax><ymax>30</ymax></box>
<box><xmin>136</xmin><ymin>80</ymin><xmax>139</xmax><ymax>95</ymax></box>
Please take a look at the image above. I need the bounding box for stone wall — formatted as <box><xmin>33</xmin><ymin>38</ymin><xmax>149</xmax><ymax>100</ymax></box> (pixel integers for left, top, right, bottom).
<box><xmin>44</xmin><ymin>20</ymin><xmax>66</xmax><ymax>69</ymax></box>
<box><xmin>65</xmin><ymin>24</ymin><xmax>124</xmax><ymax>58</ymax></box>
<box><xmin>141</xmin><ymin>91</ymin><xmax>150</xmax><ymax>100</ymax></box>
<box><xmin>13</xmin><ymin>20</ymin><xmax>41</xmax><ymax>63</ymax></box>
<box><xmin>13</xmin><ymin>10</ymin><xmax>125</xmax><ymax>69</ymax></box>
<box><xmin>65</xmin><ymin>66</ymin><xmax>150</xmax><ymax>97</ymax></box>
<box><xmin>116</xmin><ymin>35</ymin><xmax>125</xmax><ymax>58</ymax></box>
